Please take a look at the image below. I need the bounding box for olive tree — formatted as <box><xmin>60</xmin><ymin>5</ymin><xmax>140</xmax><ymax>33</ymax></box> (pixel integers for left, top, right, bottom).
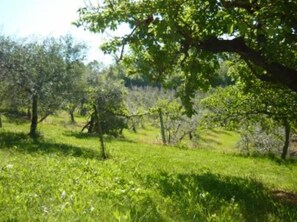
<box><xmin>0</xmin><ymin>35</ymin><xmax>86</xmax><ymax>137</ymax></box>
<box><xmin>60</xmin><ymin>35</ymin><xmax>87</xmax><ymax>123</ymax></box>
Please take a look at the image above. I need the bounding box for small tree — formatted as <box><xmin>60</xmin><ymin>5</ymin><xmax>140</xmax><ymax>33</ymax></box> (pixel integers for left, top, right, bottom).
<box><xmin>82</xmin><ymin>68</ymin><xmax>127</xmax><ymax>159</ymax></box>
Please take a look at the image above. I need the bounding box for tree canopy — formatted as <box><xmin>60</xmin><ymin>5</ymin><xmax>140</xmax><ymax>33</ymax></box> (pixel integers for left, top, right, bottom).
<box><xmin>76</xmin><ymin>0</ymin><xmax>297</xmax><ymax>106</ymax></box>
<box><xmin>0</xmin><ymin>35</ymin><xmax>87</xmax><ymax>136</ymax></box>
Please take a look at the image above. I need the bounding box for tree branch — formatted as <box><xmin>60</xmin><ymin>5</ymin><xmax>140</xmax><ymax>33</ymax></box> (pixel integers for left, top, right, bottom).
<box><xmin>220</xmin><ymin>0</ymin><xmax>259</xmax><ymax>13</ymax></box>
<box><xmin>198</xmin><ymin>37</ymin><xmax>297</xmax><ymax>92</ymax></box>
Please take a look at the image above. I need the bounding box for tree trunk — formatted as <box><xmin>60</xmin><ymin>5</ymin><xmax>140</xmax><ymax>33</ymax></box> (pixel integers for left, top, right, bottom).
<box><xmin>70</xmin><ymin>111</ymin><xmax>75</xmax><ymax>123</ymax></box>
<box><xmin>88</xmin><ymin>114</ymin><xmax>95</xmax><ymax>133</ymax></box>
<box><xmin>158</xmin><ymin>108</ymin><xmax>166</xmax><ymax>145</ymax></box>
<box><xmin>189</xmin><ymin>132</ymin><xmax>193</xmax><ymax>140</ymax></box>
<box><xmin>281</xmin><ymin>120</ymin><xmax>291</xmax><ymax>159</ymax></box>
<box><xmin>29</xmin><ymin>94</ymin><xmax>38</xmax><ymax>138</ymax></box>
<box><xmin>0</xmin><ymin>112</ymin><xmax>2</xmax><ymax>128</ymax></box>
<box><xmin>95</xmin><ymin>105</ymin><xmax>107</xmax><ymax>160</ymax></box>
<box><xmin>131</xmin><ymin>118</ymin><xmax>137</xmax><ymax>133</ymax></box>
<box><xmin>244</xmin><ymin>134</ymin><xmax>250</xmax><ymax>156</ymax></box>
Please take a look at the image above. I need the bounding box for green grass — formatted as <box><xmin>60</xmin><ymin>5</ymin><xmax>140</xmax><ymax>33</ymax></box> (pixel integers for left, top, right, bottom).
<box><xmin>197</xmin><ymin>128</ymin><xmax>241</xmax><ymax>152</ymax></box>
<box><xmin>0</xmin><ymin>114</ymin><xmax>297</xmax><ymax>221</ymax></box>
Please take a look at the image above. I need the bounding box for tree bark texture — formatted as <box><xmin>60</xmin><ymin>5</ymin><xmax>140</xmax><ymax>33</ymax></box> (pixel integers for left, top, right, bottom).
<box><xmin>29</xmin><ymin>94</ymin><xmax>38</xmax><ymax>138</ymax></box>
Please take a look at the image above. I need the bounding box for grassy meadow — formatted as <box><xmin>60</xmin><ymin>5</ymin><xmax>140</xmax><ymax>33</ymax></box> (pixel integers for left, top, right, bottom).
<box><xmin>0</xmin><ymin>113</ymin><xmax>297</xmax><ymax>221</ymax></box>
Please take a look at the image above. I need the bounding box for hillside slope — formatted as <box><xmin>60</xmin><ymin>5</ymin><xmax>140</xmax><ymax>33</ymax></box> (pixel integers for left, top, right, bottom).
<box><xmin>0</xmin><ymin>115</ymin><xmax>296</xmax><ymax>221</ymax></box>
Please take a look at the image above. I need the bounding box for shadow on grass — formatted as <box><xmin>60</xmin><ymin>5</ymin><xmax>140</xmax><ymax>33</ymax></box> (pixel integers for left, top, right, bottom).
<box><xmin>234</xmin><ymin>152</ymin><xmax>297</xmax><ymax>165</ymax></box>
<box><xmin>64</xmin><ymin>131</ymin><xmax>137</xmax><ymax>144</ymax></box>
<box><xmin>146</xmin><ymin>172</ymin><xmax>297</xmax><ymax>221</ymax></box>
<box><xmin>199</xmin><ymin>137</ymin><xmax>222</xmax><ymax>145</ymax></box>
<box><xmin>64</xmin><ymin>131</ymin><xmax>99</xmax><ymax>139</ymax></box>
<box><xmin>3</xmin><ymin>113</ymin><xmax>29</xmax><ymax>125</ymax></box>
<box><xmin>197</xmin><ymin>137</ymin><xmax>222</xmax><ymax>150</ymax></box>
<box><xmin>0</xmin><ymin>131</ymin><xmax>102</xmax><ymax>159</ymax></box>
<box><xmin>209</xmin><ymin>128</ymin><xmax>233</xmax><ymax>136</ymax></box>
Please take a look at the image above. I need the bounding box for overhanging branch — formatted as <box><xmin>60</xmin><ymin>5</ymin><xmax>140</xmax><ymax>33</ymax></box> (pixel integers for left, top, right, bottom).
<box><xmin>198</xmin><ymin>37</ymin><xmax>297</xmax><ymax>92</ymax></box>
<box><xmin>220</xmin><ymin>0</ymin><xmax>259</xmax><ymax>13</ymax></box>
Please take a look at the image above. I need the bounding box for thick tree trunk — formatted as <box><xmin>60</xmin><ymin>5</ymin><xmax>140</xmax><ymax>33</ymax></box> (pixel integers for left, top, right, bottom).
<box><xmin>29</xmin><ymin>94</ymin><xmax>38</xmax><ymax>138</ymax></box>
<box><xmin>158</xmin><ymin>108</ymin><xmax>166</xmax><ymax>145</ymax></box>
<box><xmin>0</xmin><ymin>112</ymin><xmax>2</xmax><ymax>128</ymax></box>
<box><xmin>281</xmin><ymin>120</ymin><xmax>291</xmax><ymax>159</ymax></box>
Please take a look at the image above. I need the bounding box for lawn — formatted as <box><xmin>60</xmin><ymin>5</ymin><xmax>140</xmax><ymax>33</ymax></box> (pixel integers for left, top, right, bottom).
<box><xmin>0</xmin><ymin>114</ymin><xmax>296</xmax><ymax>221</ymax></box>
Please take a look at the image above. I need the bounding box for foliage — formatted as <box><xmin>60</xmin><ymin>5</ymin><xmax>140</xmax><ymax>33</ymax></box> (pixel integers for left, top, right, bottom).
<box><xmin>125</xmin><ymin>86</ymin><xmax>203</xmax><ymax>145</ymax></box>
<box><xmin>124</xmin><ymin>86</ymin><xmax>149</xmax><ymax>132</ymax></box>
<box><xmin>86</xmin><ymin>69</ymin><xmax>127</xmax><ymax>137</ymax></box>
<box><xmin>236</xmin><ymin>124</ymin><xmax>284</xmax><ymax>155</ymax></box>
<box><xmin>60</xmin><ymin>35</ymin><xmax>88</xmax><ymax>122</ymax></box>
<box><xmin>0</xmin><ymin>35</ymin><xmax>87</xmax><ymax>135</ymax></box>
<box><xmin>202</xmin><ymin>80</ymin><xmax>297</xmax><ymax>156</ymax></box>
<box><xmin>76</xmin><ymin>0</ymin><xmax>297</xmax><ymax>113</ymax></box>
<box><xmin>155</xmin><ymin>93</ymin><xmax>201</xmax><ymax>145</ymax></box>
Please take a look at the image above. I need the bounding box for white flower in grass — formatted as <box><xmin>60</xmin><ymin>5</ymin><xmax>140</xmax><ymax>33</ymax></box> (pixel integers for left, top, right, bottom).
<box><xmin>41</xmin><ymin>206</ymin><xmax>48</xmax><ymax>214</ymax></box>
<box><xmin>6</xmin><ymin>164</ymin><xmax>13</xmax><ymax>169</ymax></box>
<box><xmin>61</xmin><ymin>191</ymin><xmax>66</xmax><ymax>199</ymax></box>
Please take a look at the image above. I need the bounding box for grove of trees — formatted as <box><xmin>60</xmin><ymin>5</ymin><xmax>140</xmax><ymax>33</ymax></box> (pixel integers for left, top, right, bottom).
<box><xmin>0</xmin><ymin>0</ymin><xmax>296</xmax><ymax>159</ymax></box>
<box><xmin>74</xmin><ymin>0</ymin><xmax>297</xmax><ymax>159</ymax></box>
